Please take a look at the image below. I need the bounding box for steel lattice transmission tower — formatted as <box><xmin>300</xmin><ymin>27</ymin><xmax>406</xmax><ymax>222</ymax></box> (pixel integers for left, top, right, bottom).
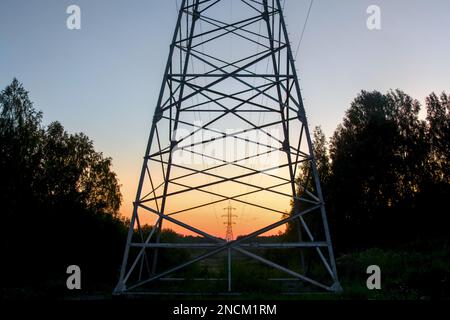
<box><xmin>222</xmin><ymin>202</ymin><xmax>237</xmax><ymax>242</ymax></box>
<box><xmin>115</xmin><ymin>0</ymin><xmax>341</xmax><ymax>294</ymax></box>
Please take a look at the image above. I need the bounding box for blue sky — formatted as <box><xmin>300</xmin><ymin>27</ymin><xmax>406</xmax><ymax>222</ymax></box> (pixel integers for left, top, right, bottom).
<box><xmin>1</xmin><ymin>0</ymin><xmax>449</xmax><ymax>217</ymax></box>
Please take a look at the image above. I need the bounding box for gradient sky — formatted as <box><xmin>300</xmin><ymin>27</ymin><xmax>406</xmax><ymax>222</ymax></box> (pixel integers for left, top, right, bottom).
<box><xmin>1</xmin><ymin>0</ymin><xmax>449</xmax><ymax>237</ymax></box>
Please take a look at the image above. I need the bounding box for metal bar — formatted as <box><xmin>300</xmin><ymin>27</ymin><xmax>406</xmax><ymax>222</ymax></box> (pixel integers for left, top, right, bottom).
<box><xmin>227</xmin><ymin>248</ymin><xmax>232</xmax><ymax>292</ymax></box>
<box><xmin>160</xmin><ymin>44</ymin><xmax>287</xmax><ymax>113</ymax></box>
<box><xmin>142</xmin><ymin>158</ymin><xmax>307</xmax><ymax>202</ymax></box>
<box><xmin>129</xmin><ymin>242</ymin><xmax>328</xmax><ymax>249</ymax></box>
<box><xmin>150</xmin><ymin>0</ymin><xmax>201</xmax><ymax>274</ymax></box>
<box><xmin>193</xmin><ymin>14</ymin><xmax>271</xmax><ymax>49</ymax></box>
<box><xmin>114</xmin><ymin>0</ymin><xmax>188</xmax><ymax>294</ymax></box>
<box><xmin>186</xmin><ymin>86</ymin><xmax>287</xmax><ymax>148</ymax></box>
<box><xmin>199</xmin><ymin>5</ymin><xmax>279</xmax><ymax>42</ymax></box>
<box><xmin>186</xmin><ymin>46</ymin><xmax>282</xmax><ymax>96</ymax></box>
<box><xmin>178</xmin><ymin>148</ymin><xmax>291</xmax><ymax>183</ymax></box>
<box><xmin>242</xmin><ymin>0</ymin><xmax>263</xmax><ymax>13</ymax></box>
<box><xmin>156</xmin><ymin>114</ymin><xmax>298</xmax><ymax>156</ymax></box>
<box><xmin>234</xmin><ymin>247</ymin><xmax>331</xmax><ymax>291</ymax></box>
<box><xmin>266</xmin><ymin>0</ymin><xmax>306</xmax><ymax>279</ymax></box>
<box><xmin>167</xmin><ymin>180</ymin><xmax>290</xmax><ymax>216</ymax></box>
<box><xmin>176</xmin><ymin>12</ymin><xmax>263</xmax><ymax>46</ymax></box>
<box><xmin>127</xmin><ymin>204</ymin><xmax>322</xmax><ymax>291</ymax></box>
<box><xmin>179</xmin><ymin>79</ymin><xmax>276</xmax><ymax>111</ymax></box>
<box><xmin>159</xmin><ymin>278</ymin><xmax>226</xmax><ymax>281</ymax></box>
<box><xmin>127</xmin><ymin>244</ymin><xmax>229</xmax><ymax>291</ymax></box>
<box><xmin>179</xmin><ymin>81</ymin><xmax>287</xmax><ymax>147</ymax></box>
<box><xmin>172</xmin><ymin>76</ymin><xmax>280</xmax><ymax>113</ymax></box>
<box><xmin>275</xmin><ymin>0</ymin><xmax>341</xmax><ymax>291</ymax></box>
<box><xmin>138</xmin><ymin>203</ymin><xmax>223</xmax><ymax>243</ymax></box>
<box><xmin>122</xmin><ymin>216</ymin><xmax>162</xmax><ymax>284</ymax></box>
<box><xmin>169</xmin><ymin>74</ymin><xmax>295</xmax><ymax>78</ymax></box>
<box><xmin>298</xmin><ymin>215</ymin><xmax>335</xmax><ymax>280</ymax></box>
<box><xmin>199</xmin><ymin>0</ymin><xmax>221</xmax><ymax>14</ymax></box>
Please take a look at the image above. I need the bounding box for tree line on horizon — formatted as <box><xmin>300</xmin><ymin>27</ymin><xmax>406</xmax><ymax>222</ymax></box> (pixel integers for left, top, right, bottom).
<box><xmin>1</xmin><ymin>79</ymin><xmax>448</xmax><ymax>296</ymax></box>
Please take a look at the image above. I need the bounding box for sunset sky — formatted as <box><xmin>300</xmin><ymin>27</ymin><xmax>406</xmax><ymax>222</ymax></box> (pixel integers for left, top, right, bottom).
<box><xmin>1</xmin><ymin>0</ymin><xmax>449</xmax><ymax>238</ymax></box>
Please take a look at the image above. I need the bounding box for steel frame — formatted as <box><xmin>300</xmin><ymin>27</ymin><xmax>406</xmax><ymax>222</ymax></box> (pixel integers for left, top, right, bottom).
<box><xmin>114</xmin><ymin>0</ymin><xmax>341</xmax><ymax>295</ymax></box>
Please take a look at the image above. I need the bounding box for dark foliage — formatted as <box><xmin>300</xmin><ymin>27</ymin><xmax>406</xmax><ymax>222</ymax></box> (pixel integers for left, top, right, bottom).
<box><xmin>283</xmin><ymin>89</ymin><xmax>449</xmax><ymax>252</ymax></box>
<box><xmin>0</xmin><ymin>79</ymin><xmax>128</xmax><ymax>296</ymax></box>
<box><xmin>328</xmin><ymin>90</ymin><xmax>449</xmax><ymax>251</ymax></box>
<box><xmin>284</xmin><ymin>90</ymin><xmax>449</xmax><ymax>252</ymax></box>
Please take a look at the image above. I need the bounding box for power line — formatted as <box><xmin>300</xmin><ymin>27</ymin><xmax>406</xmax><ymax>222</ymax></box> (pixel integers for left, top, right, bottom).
<box><xmin>294</xmin><ymin>0</ymin><xmax>314</xmax><ymax>61</ymax></box>
<box><xmin>175</xmin><ymin>0</ymin><xmax>222</xmax><ymax>232</ymax></box>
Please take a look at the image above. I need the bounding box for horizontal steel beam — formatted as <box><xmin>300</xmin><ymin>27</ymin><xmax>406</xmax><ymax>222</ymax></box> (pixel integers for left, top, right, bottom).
<box><xmin>159</xmin><ymin>277</ymin><xmax>226</xmax><ymax>281</ymax></box>
<box><xmin>169</xmin><ymin>74</ymin><xmax>295</xmax><ymax>78</ymax></box>
<box><xmin>129</xmin><ymin>242</ymin><xmax>328</xmax><ymax>249</ymax></box>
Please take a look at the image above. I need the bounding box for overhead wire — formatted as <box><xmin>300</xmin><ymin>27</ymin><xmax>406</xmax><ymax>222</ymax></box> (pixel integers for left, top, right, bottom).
<box><xmin>176</xmin><ymin>0</ymin><xmax>222</xmax><ymax>233</ymax></box>
<box><xmin>293</xmin><ymin>0</ymin><xmax>314</xmax><ymax>61</ymax></box>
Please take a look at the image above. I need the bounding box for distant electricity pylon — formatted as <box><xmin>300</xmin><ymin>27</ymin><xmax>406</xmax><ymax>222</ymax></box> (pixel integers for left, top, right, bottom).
<box><xmin>115</xmin><ymin>0</ymin><xmax>341</xmax><ymax>295</ymax></box>
<box><xmin>222</xmin><ymin>202</ymin><xmax>237</xmax><ymax>242</ymax></box>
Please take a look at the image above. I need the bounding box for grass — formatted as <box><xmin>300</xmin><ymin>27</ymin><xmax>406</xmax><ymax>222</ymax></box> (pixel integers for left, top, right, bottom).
<box><xmin>336</xmin><ymin>240</ymin><xmax>450</xmax><ymax>300</ymax></box>
<box><xmin>2</xmin><ymin>240</ymin><xmax>449</xmax><ymax>300</ymax></box>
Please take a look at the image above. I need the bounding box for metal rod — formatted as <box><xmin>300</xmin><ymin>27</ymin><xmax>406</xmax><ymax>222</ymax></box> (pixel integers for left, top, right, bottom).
<box><xmin>129</xmin><ymin>242</ymin><xmax>328</xmax><ymax>249</ymax></box>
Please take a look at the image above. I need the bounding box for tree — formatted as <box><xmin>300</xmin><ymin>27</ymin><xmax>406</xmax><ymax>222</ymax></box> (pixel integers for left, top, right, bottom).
<box><xmin>328</xmin><ymin>90</ymin><xmax>427</xmax><ymax>249</ymax></box>
<box><xmin>283</xmin><ymin>89</ymin><xmax>449</xmax><ymax>252</ymax></box>
<box><xmin>41</xmin><ymin>121</ymin><xmax>122</xmax><ymax>216</ymax></box>
<box><xmin>0</xmin><ymin>79</ymin><xmax>43</xmax><ymax>219</ymax></box>
<box><xmin>413</xmin><ymin>92</ymin><xmax>450</xmax><ymax>239</ymax></box>
<box><xmin>0</xmin><ymin>79</ymin><xmax>122</xmax><ymax>218</ymax></box>
<box><xmin>425</xmin><ymin>92</ymin><xmax>450</xmax><ymax>183</ymax></box>
<box><xmin>283</xmin><ymin>126</ymin><xmax>330</xmax><ymax>241</ymax></box>
<box><xmin>0</xmin><ymin>79</ymin><xmax>126</xmax><ymax>293</ymax></box>
<box><xmin>311</xmin><ymin>126</ymin><xmax>331</xmax><ymax>186</ymax></box>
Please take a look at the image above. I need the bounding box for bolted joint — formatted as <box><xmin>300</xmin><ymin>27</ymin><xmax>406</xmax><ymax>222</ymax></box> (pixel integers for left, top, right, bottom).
<box><xmin>262</xmin><ymin>10</ymin><xmax>269</xmax><ymax>22</ymax></box>
<box><xmin>193</xmin><ymin>10</ymin><xmax>200</xmax><ymax>22</ymax></box>
<box><xmin>297</xmin><ymin>108</ymin><xmax>306</xmax><ymax>123</ymax></box>
<box><xmin>282</xmin><ymin>139</ymin><xmax>290</xmax><ymax>152</ymax></box>
<box><xmin>113</xmin><ymin>282</ymin><xmax>126</xmax><ymax>295</ymax></box>
<box><xmin>170</xmin><ymin>139</ymin><xmax>178</xmax><ymax>151</ymax></box>
<box><xmin>153</xmin><ymin>106</ymin><xmax>163</xmax><ymax>123</ymax></box>
<box><xmin>331</xmin><ymin>281</ymin><xmax>343</xmax><ymax>293</ymax></box>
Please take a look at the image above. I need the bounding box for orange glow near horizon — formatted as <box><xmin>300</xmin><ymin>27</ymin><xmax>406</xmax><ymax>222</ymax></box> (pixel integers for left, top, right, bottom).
<box><xmin>118</xmin><ymin>165</ymin><xmax>291</xmax><ymax>239</ymax></box>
